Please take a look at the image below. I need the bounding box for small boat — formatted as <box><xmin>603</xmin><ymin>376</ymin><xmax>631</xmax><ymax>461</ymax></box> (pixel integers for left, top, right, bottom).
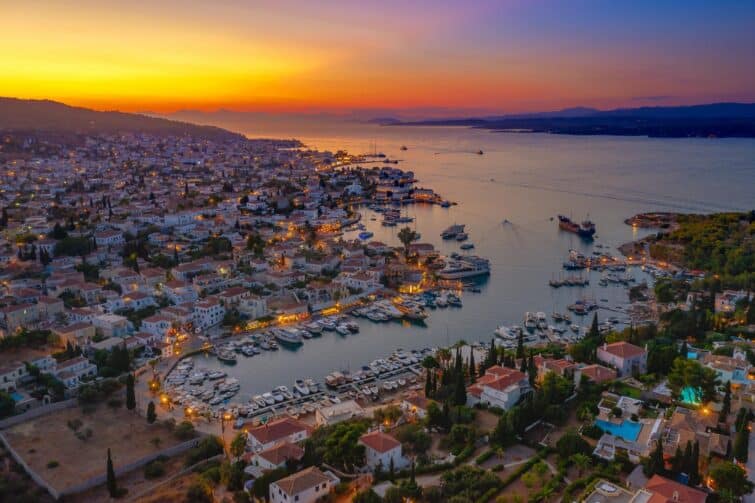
<box><xmin>345</xmin><ymin>322</ymin><xmax>360</xmax><ymax>333</ymax></box>
<box><xmin>358</xmin><ymin>231</ymin><xmax>374</xmax><ymax>240</ymax></box>
<box><xmin>460</xmin><ymin>243</ymin><xmax>474</xmax><ymax>250</ymax></box>
<box><xmin>294</xmin><ymin>380</ymin><xmax>310</xmax><ymax>396</ymax></box>
<box><xmin>455</xmin><ymin>232</ymin><xmax>469</xmax><ymax>241</ymax></box>
<box><xmin>217</xmin><ymin>350</ymin><xmax>237</xmax><ymax>364</ymax></box>
<box><xmin>304</xmin><ymin>322</ymin><xmax>323</xmax><ymax>335</ymax></box>
<box><xmin>320</xmin><ymin>319</ymin><xmax>337</xmax><ymax>331</ymax></box>
<box><xmin>335</xmin><ymin>324</ymin><xmax>351</xmax><ymax>335</ymax></box>
<box><xmin>400</xmin><ymin>145</ymin><xmax>408</xmax><ymax>151</ymax></box>
<box><xmin>476</xmin><ymin>150</ymin><xmax>484</xmax><ymax>155</ymax></box>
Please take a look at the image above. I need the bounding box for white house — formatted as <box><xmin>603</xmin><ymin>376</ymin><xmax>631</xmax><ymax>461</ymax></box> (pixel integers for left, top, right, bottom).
<box><xmin>315</xmin><ymin>400</ymin><xmax>365</xmax><ymax>426</ymax></box>
<box><xmin>141</xmin><ymin>315</ymin><xmax>173</xmax><ymax>338</ymax></box>
<box><xmin>269</xmin><ymin>467</ymin><xmax>337</xmax><ymax>503</ymax></box>
<box><xmin>467</xmin><ymin>366</ymin><xmax>529</xmax><ymax>411</ymax></box>
<box><xmin>359</xmin><ymin>430</ymin><xmax>406</xmax><ymax>471</ymax></box>
<box><xmin>53</xmin><ymin>356</ymin><xmax>98</xmax><ymax>390</ymax></box>
<box><xmin>162</xmin><ymin>280</ymin><xmax>198</xmax><ymax>304</ymax></box>
<box><xmin>94</xmin><ymin>230</ymin><xmax>125</xmax><ymax>247</ymax></box>
<box><xmin>251</xmin><ymin>442</ymin><xmax>304</xmax><ymax>470</ymax></box>
<box><xmin>237</xmin><ymin>295</ymin><xmax>268</xmax><ymax>320</ymax></box>
<box><xmin>246</xmin><ymin>416</ymin><xmax>311</xmax><ymax>452</ymax></box>
<box><xmin>193</xmin><ymin>298</ymin><xmax>225</xmax><ymax>329</ymax></box>
<box><xmin>596</xmin><ymin>342</ymin><xmax>647</xmax><ymax>377</ymax></box>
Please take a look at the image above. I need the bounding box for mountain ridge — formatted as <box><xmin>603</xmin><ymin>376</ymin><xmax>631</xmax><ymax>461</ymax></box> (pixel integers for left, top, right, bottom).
<box><xmin>0</xmin><ymin>97</ymin><xmax>245</xmax><ymax>141</ymax></box>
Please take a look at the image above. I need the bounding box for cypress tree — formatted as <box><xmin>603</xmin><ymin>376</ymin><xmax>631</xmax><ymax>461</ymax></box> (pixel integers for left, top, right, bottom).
<box><xmin>527</xmin><ymin>352</ymin><xmax>537</xmax><ymax>386</ymax></box>
<box><xmin>520</xmin><ymin>355</ymin><xmax>527</xmax><ymax>374</ymax></box>
<box><xmin>454</xmin><ymin>369</ymin><xmax>467</xmax><ymax>406</ymax></box>
<box><xmin>720</xmin><ymin>381</ymin><xmax>731</xmax><ymax>423</ymax></box>
<box><xmin>126</xmin><ymin>374</ymin><xmax>136</xmax><ymax>411</ymax></box>
<box><xmin>468</xmin><ymin>353</ymin><xmax>476</xmax><ymax>382</ymax></box>
<box><xmin>147</xmin><ymin>401</ymin><xmax>156</xmax><ymax>424</ymax></box>
<box><xmin>425</xmin><ymin>369</ymin><xmax>432</xmax><ymax>397</ymax></box>
<box><xmin>671</xmin><ymin>446</ymin><xmax>684</xmax><ymax>475</ymax></box>
<box><xmin>106</xmin><ymin>448</ymin><xmax>117</xmax><ymax>497</ymax></box>
<box><xmin>516</xmin><ymin>331</ymin><xmax>524</xmax><ymax>360</ymax></box>
<box><xmin>454</xmin><ymin>348</ymin><xmax>463</xmax><ymax>374</ymax></box>
<box><xmin>683</xmin><ymin>440</ymin><xmax>693</xmax><ymax>475</ymax></box>
<box><xmin>589</xmin><ymin>313</ymin><xmax>599</xmax><ymax>340</ymax></box>
<box><xmin>689</xmin><ymin>441</ymin><xmax>700</xmax><ymax>485</ymax></box>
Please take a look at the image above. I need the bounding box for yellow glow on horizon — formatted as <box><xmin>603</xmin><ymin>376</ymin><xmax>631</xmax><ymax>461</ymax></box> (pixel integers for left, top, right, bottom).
<box><xmin>2</xmin><ymin>5</ymin><xmax>337</xmax><ymax>112</ymax></box>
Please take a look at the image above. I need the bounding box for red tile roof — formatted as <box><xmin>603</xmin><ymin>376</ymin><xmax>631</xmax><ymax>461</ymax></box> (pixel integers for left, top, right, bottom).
<box><xmin>256</xmin><ymin>442</ymin><xmax>304</xmax><ymax>466</ymax></box>
<box><xmin>246</xmin><ymin>416</ymin><xmax>310</xmax><ymax>445</ymax></box>
<box><xmin>580</xmin><ymin>364</ymin><xmax>617</xmax><ymax>383</ymax></box>
<box><xmin>645</xmin><ymin>475</ymin><xmax>707</xmax><ymax>503</ymax></box>
<box><xmin>600</xmin><ymin>341</ymin><xmax>646</xmax><ymax>359</ymax></box>
<box><xmin>359</xmin><ymin>431</ymin><xmax>401</xmax><ymax>454</ymax></box>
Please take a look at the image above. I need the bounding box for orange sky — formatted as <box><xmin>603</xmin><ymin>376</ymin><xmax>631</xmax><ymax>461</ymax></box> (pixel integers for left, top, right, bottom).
<box><xmin>3</xmin><ymin>0</ymin><xmax>754</xmax><ymax>115</ymax></box>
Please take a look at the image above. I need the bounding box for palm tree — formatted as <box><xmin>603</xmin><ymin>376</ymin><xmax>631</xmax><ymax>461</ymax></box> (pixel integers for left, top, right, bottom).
<box><xmin>570</xmin><ymin>453</ymin><xmax>591</xmax><ymax>475</ymax></box>
<box><xmin>436</xmin><ymin>348</ymin><xmax>452</xmax><ymax>369</ymax></box>
<box><xmin>398</xmin><ymin>226</ymin><xmax>419</xmax><ymax>258</ymax></box>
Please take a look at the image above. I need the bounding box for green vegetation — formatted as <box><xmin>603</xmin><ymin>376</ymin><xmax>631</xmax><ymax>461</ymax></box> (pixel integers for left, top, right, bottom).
<box><xmin>185</xmin><ymin>436</ymin><xmax>223</xmax><ymax>466</ymax></box>
<box><xmin>650</xmin><ymin>212</ymin><xmax>754</xmax><ymax>288</ymax></box>
<box><xmin>302</xmin><ymin>419</ymin><xmax>369</xmax><ymax>471</ymax></box>
<box><xmin>709</xmin><ymin>460</ymin><xmax>754</xmax><ymax>501</ymax></box>
<box><xmin>667</xmin><ymin>357</ymin><xmax>719</xmax><ymax>403</ymax></box>
<box><xmin>492</xmin><ymin>372</ymin><xmax>574</xmax><ymax>446</ymax></box>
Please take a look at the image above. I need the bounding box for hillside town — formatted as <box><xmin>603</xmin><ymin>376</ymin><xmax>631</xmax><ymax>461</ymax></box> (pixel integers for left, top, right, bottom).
<box><xmin>0</xmin><ymin>131</ymin><xmax>753</xmax><ymax>503</ymax></box>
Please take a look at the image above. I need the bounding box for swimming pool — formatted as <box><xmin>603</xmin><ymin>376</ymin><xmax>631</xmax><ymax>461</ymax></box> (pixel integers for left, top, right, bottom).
<box><xmin>594</xmin><ymin>419</ymin><xmax>642</xmax><ymax>442</ymax></box>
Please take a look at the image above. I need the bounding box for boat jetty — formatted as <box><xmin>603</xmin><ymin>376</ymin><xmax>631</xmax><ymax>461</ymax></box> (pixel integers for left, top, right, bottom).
<box><xmin>163</xmin><ymin>347</ymin><xmax>434</xmax><ymax>424</ymax></box>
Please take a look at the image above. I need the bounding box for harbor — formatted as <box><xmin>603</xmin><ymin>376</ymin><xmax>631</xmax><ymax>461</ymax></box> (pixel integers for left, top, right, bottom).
<box><xmin>152</xmin><ymin>129</ymin><xmax>751</xmax><ymax>430</ymax></box>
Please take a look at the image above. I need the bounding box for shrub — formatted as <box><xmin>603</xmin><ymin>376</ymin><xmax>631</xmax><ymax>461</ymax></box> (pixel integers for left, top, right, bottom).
<box><xmin>475</xmin><ymin>449</ymin><xmax>495</xmax><ymax>465</ymax></box>
<box><xmin>174</xmin><ymin>420</ymin><xmax>196</xmax><ymax>440</ymax></box>
<box><xmin>144</xmin><ymin>459</ymin><xmax>165</xmax><ymax>479</ymax></box>
<box><xmin>186</xmin><ymin>480</ymin><xmax>213</xmax><ymax>503</ymax></box>
<box><xmin>185</xmin><ymin>436</ymin><xmax>224</xmax><ymax>467</ymax></box>
<box><xmin>47</xmin><ymin>460</ymin><xmax>59</xmax><ymax>469</ymax></box>
<box><xmin>581</xmin><ymin>424</ymin><xmax>604</xmax><ymax>439</ymax></box>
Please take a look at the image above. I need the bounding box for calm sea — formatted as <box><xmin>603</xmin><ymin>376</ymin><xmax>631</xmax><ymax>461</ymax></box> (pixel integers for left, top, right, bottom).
<box><xmin>190</xmin><ymin>119</ymin><xmax>755</xmax><ymax>398</ymax></box>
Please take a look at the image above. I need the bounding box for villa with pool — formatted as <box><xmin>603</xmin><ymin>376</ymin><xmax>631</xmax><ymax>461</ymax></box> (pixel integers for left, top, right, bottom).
<box><xmin>592</xmin><ymin>392</ymin><xmax>664</xmax><ymax>463</ymax></box>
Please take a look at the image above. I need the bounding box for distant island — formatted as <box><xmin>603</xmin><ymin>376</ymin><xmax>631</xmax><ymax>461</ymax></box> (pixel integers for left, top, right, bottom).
<box><xmin>0</xmin><ymin>97</ymin><xmax>245</xmax><ymax>142</ymax></box>
<box><xmin>394</xmin><ymin>102</ymin><xmax>755</xmax><ymax>138</ymax></box>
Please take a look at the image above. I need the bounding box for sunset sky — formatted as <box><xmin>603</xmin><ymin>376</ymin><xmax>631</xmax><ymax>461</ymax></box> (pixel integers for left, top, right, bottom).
<box><xmin>4</xmin><ymin>0</ymin><xmax>754</xmax><ymax>115</ymax></box>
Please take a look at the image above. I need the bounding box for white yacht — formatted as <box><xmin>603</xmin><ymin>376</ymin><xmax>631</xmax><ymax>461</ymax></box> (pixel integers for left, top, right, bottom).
<box><xmin>294</xmin><ymin>379</ymin><xmax>310</xmax><ymax>396</ymax></box>
<box><xmin>438</xmin><ymin>256</ymin><xmax>490</xmax><ymax>279</ymax></box>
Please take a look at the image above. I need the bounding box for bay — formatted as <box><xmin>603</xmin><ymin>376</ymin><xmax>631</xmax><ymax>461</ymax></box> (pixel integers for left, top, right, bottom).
<box><xmin>190</xmin><ymin>120</ymin><xmax>755</xmax><ymax>399</ymax></box>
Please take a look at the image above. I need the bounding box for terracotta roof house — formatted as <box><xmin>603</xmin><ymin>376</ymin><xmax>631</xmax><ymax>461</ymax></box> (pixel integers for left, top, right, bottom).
<box><xmin>250</xmin><ymin>442</ymin><xmax>304</xmax><ymax>470</ymax></box>
<box><xmin>269</xmin><ymin>467</ymin><xmax>338</xmax><ymax>503</ymax></box>
<box><xmin>245</xmin><ymin>416</ymin><xmax>311</xmax><ymax>452</ymax></box>
<box><xmin>641</xmin><ymin>474</ymin><xmax>708</xmax><ymax>503</ymax></box>
<box><xmin>359</xmin><ymin>430</ymin><xmax>406</xmax><ymax>470</ymax></box>
<box><xmin>597</xmin><ymin>341</ymin><xmax>647</xmax><ymax>377</ymax></box>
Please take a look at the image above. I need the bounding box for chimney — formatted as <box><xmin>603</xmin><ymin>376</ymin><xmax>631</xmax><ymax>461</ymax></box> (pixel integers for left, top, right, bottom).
<box><xmin>672</xmin><ymin>490</ymin><xmax>679</xmax><ymax>502</ymax></box>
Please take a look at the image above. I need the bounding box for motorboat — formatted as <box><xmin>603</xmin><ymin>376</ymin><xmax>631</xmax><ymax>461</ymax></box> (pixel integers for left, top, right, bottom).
<box><xmin>262</xmin><ymin>393</ymin><xmax>276</xmax><ymax>406</ymax></box>
<box><xmin>294</xmin><ymin>379</ymin><xmax>310</xmax><ymax>396</ymax></box>
<box><xmin>336</xmin><ymin>324</ymin><xmax>351</xmax><ymax>335</ymax></box>
<box><xmin>274</xmin><ymin>328</ymin><xmax>303</xmax><ymax>345</ymax></box>
<box><xmin>304</xmin><ymin>322</ymin><xmax>323</xmax><ymax>335</ymax></box>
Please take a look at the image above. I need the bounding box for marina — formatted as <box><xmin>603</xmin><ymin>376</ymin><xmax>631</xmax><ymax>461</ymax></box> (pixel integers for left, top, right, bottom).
<box><xmin>162</xmin><ymin>128</ymin><xmax>750</xmax><ymax>422</ymax></box>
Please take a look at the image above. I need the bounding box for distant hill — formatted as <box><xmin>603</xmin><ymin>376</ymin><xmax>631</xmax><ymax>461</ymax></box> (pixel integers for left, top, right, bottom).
<box><xmin>0</xmin><ymin>97</ymin><xmax>245</xmax><ymax>141</ymax></box>
<box><xmin>396</xmin><ymin>103</ymin><xmax>755</xmax><ymax>138</ymax></box>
